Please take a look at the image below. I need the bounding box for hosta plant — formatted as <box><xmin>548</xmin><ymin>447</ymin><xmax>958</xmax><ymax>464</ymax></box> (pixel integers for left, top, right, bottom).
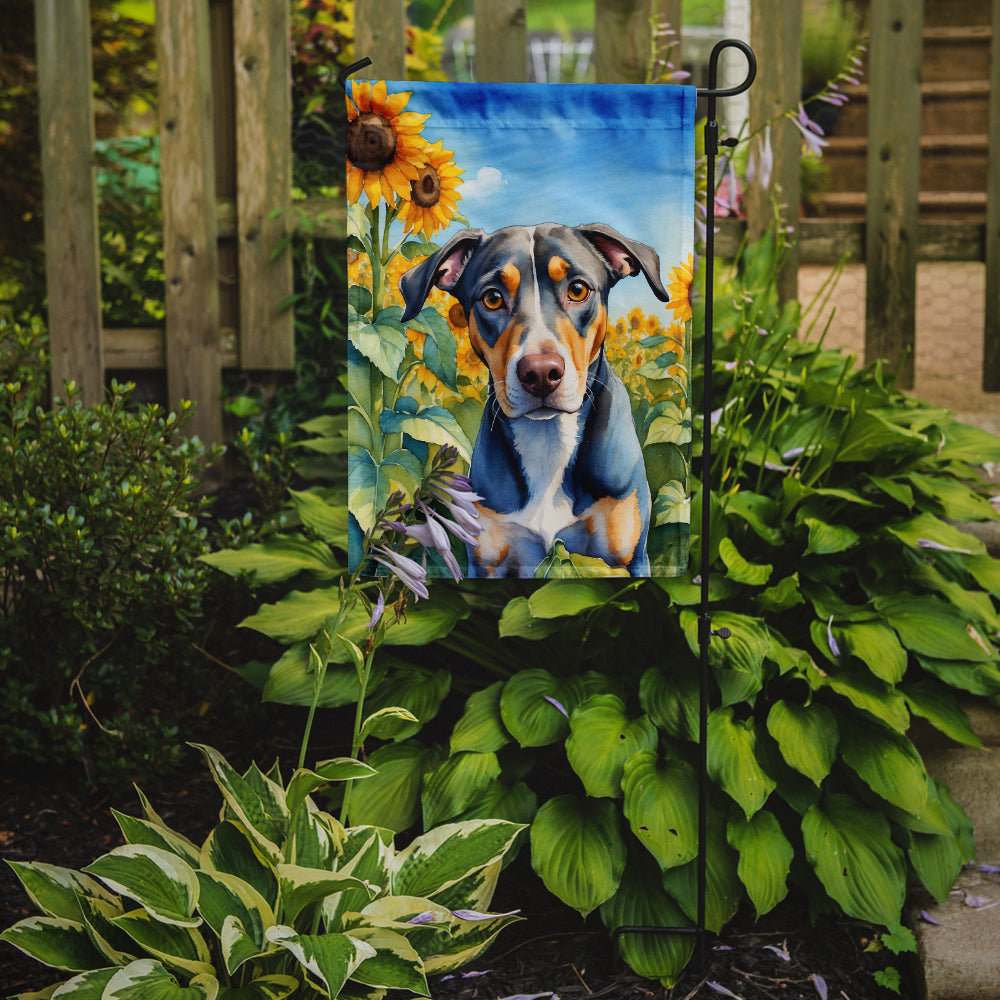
<box><xmin>1</xmin><ymin>744</ymin><xmax>523</xmax><ymax>999</ymax></box>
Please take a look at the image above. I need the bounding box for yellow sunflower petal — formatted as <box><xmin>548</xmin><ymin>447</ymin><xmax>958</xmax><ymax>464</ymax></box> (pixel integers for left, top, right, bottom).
<box><xmin>382</xmin><ymin>90</ymin><xmax>413</xmax><ymax>119</ymax></box>
<box><xmin>351</xmin><ymin>80</ymin><xmax>372</xmax><ymax>114</ymax></box>
<box><xmin>383</xmin><ymin>161</ymin><xmax>413</xmax><ymax>201</ymax></box>
<box><xmin>346</xmin><ymin>165</ymin><xmax>364</xmax><ymax>204</ymax></box>
<box><xmin>379</xmin><ymin>172</ymin><xmax>397</xmax><ymax>205</ymax></box>
<box><xmin>364</xmin><ymin>170</ymin><xmax>383</xmax><ymax>207</ymax></box>
<box><xmin>394</xmin><ymin>112</ymin><xmax>432</xmax><ymax>134</ymax></box>
<box><xmin>369</xmin><ymin>79</ymin><xmax>388</xmax><ymax>115</ymax></box>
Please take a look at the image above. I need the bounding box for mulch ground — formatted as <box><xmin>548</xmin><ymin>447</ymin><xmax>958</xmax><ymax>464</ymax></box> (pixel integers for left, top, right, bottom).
<box><xmin>1</xmin><ymin>744</ymin><xmax>913</xmax><ymax>1000</ymax></box>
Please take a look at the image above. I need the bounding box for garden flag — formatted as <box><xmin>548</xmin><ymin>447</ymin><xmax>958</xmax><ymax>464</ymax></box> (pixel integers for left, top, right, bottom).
<box><xmin>347</xmin><ymin>80</ymin><xmax>695</xmax><ymax>579</ymax></box>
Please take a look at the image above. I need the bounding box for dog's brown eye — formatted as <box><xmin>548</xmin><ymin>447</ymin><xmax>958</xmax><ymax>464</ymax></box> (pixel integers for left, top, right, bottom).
<box><xmin>481</xmin><ymin>289</ymin><xmax>505</xmax><ymax>311</ymax></box>
<box><xmin>567</xmin><ymin>279</ymin><xmax>591</xmax><ymax>303</ymax></box>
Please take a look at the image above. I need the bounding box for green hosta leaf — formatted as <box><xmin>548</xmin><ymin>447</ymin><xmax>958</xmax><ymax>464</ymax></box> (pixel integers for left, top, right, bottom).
<box><xmin>639</xmin><ymin>664</ymin><xmax>699</xmax><ymax>742</ymax></box>
<box><xmin>526</xmin><ymin>579</ymin><xmax>620</xmax><ymax>618</ymax></box>
<box><xmin>909</xmin><ymin>811</ymin><xmax>966</xmax><ymax>906</ymax></box>
<box><xmin>756</xmin><ymin>573</ymin><xmax>805</xmax><ymax>614</ymax></box>
<box><xmin>802</xmin><ymin>793</ymin><xmax>906</xmax><ymax>926</ymax></box>
<box><xmin>936</xmin><ymin>421</ymin><xmax>1000</xmax><ymax>465</ymax></box>
<box><xmin>886</xmin><ymin>511</ymin><xmax>985</xmax><ymax>556</ymax></box>
<box><xmin>199</xmin><ymin>536</ymin><xmax>339</xmax><ymax>584</ymax></box>
<box><xmin>839</xmin><ymin>718</ymin><xmax>928</xmax><ymax>817</ymax></box>
<box><xmin>112</xmin><ymin>812</ymin><xmax>201</xmax><ymax>868</ymax></box>
<box><xmin>901</xmin><ymin>680</ymin><xmax>982</xmax><ymax>748</ymax></box>
<box><xmin>530</xmin><ymin>795</ymin><xmax>626</xmax><ymax>917</ymax></box>
<box><xmin>277</xmin><ymin>866</ymin><xmax>374</xmax><ymax>926</ymax></box>
<box><xmin>803</xmin><ymin>517</ymin><xmax>859</xmax><ymax>556</ymax></box>
<box><xmin>916</xmin><ymin>655</ymin><xmax>1000</xmax><ymax>697</ymax></box>
<box><xmin>600</xmin><ymin>853</ymin><xmax>694</xmax><ymax>987</ymax></box>
<box><xmin>393</xmin><ymin>820</ymin><xmax>524</xmax><ymax>901</ymax></box>
<box><xmin>191</xmin><ymin>746</ymin><xmax>287</xmax><ymax>863</ymax></box>
<box><xmin>102</xmin><ymin>959</ymin><xmax>218</xmax><ymax>1000</ymax></box>
<box><xmin>967</xmin><ymin>553</ymin><xmax>1000</xmax><ymax>597</ymax></box>
<box><xmin>285</xmin><ymin>759</ymin><xmax>376</xmax><ymax>821</ymax></box>
<box><xmin>661</xmin><ymin>811</ymin><xmax>741</xmax><ymax>933</ymax></box>
<box><xmin>83</xmin><ymin>846</ymin><xmax>200</xmax><ymax>928</ymax></box>
<box><xmin>0</xmin><ymin>916</ymin><xmax>107</xmax><ymax>972</ymax></box>
<box><xmin>727</xmin><ymin>811</ymin><xmax>793</xmax><ymax>917</ymax></box>
<box><xmin>450</xmin><ymin>682</ymin><xmax>511</xmax><ymax>754</ymax></box>
<box><xmin>363</xmin><ymin>667</ymin><xmax>451</xmax><ymax>741</ymax></box>
<box><xmin>216</xmin><ymin>976</ymin><xmax>299</xmax><ymax>1000</ymax></box>
<box><xmin>874</xmin><ymin>594</ymin><xmax>995</xmax><ymax>662</ymax></box>
<box><xmin>707</xmin><ymin>708</ymin><xmax>776</xmax><ymax>819</ymax></box>
<box><xmin>833</xmin><ymin>621</ymin><xmax>907</xmax><ymax>684</ymax></box>
<box><xmin>497</xmin><ymin>596</ymin><xmax>566</xmax><ymax>639</ymax></box>
<box><xmin>680</xmin><ymin>610</ymin><xmax>770</xmax><ymax>706</ymax></box>
<box><xmin>111</xmin><ymin>909</ymin><xmax>214</xmax><ymax>978</ymax></box>
<box><xmin>906</xmin><ymin>472</ymin><xmax>998</xmax><ymax>521</ymax></box>
<box><xmin>621</xmin><ymin>751</ymin><xmax>699</xmax><ymax>871</ymax></box>
<box><xmin>724</xmin><ymin>490</ymin><xmax>784</xmax><ymax>545</ymax></box>
<box><xmin>288</xmin><ymin>489</ymin><xmax>349</xmax><ymax>545</ymax></box>
<box><xmin>359</xmin><ymin>706</ymin><xmax>421</xmax><ymax>742</ymax></box>
<box><xmin>5</xmin><ymin>862</ymin><xmax>118</xmax><ymax>922</ymax></box>
<box><xmin>346</xmin><ymin>926</ymin><xmax>429</xmax><ymax>994</ymax></box>
<box><xmin>421</xmin><ymin>751</ymin><xmax>502</xmax><ymax>828</ymax></box>
<box><xmin>265</xmin><ymin>926</ymin><xmax>375</xmax><ymax>998</ymax></box>
<box><xmin>834</xmin><ymin>409</ymin><xmax>927</xmax><ymax>463</ymax></box>
<box><xmin>200</xmin><ymin>822</ymin><xmax>278</xmax><ymax>910</ymax></box>
<box><xmin>499</xmin><ymin>670</ymin><xmax>585</xmax><ymax>747</ymax></box>
<box><xmin>566</xmin><ymin>695</ymin><xmax>658</xmax><ymax>798</ymax></box>
<box><xmin>810</xmin><ymin>662</ymin><xmax>910</xmax><ymax>732</ymax></box>
<box><xmin>718</xmin><ymin>537</ymin><xmax>772</xmax><ymax>585</ymax></box>
<box><xmin>347</xmin><ymin>740</ymin><xmax>442</xmax><ymax>832</ymax></box>
<box><xmin>453</xmin><ymin>779</ymin><xmax>538</xmax><ymax>827</ymax></box>
<box><xmin>765</xmin><ymin>700</ymin><xmax>838</xmax><ymax>786</ymax></box>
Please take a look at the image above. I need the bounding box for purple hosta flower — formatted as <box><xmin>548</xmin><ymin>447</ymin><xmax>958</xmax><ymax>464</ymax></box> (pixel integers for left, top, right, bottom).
<box><xmin>707</xmin><ymin>983</ymin><xmax>742</xmax><ymax>999</ymax></box>
<box><xmin>544</xmin><ymin>695</ymin><xmax>569</xmax><ymax>718</ymax></box>
<box><xmin>397</xmin><ymin>507</ymin><xmax>463</xmax><ymax>581</ymax></box>
<box><xmin>371</xmin><ymin>545</ymin><xmax>429</xmax><ymax>600</ymax></box>
<box><xmin>407</xmin><ymin>911</ymin><xmax>438</xmax><ymax>925</ymax></box>
<box><xmin>452</xmin><ymin>908</ymin><xmax>521</xmax><ymax>921</ymax></box>
<box><xmin>763</xmin><ymin>944</ymin><xmax>791</xmax><ymax>962</ymax></box>
<box><xmin>367</xmin><ymin>590</ymin><xmax>385</xmax><ymax>631</ymax></box>
<box><xmin>919</xmin><ymin>909</ymin><xmax>958</xmax><ymax>929</ymax></box>
<box><xmin>747</xmin><ymin>125</ymin><xmax>774</xmax><ymax>191</ymax></box>
<box><xmin>812</xmin><ymin>974</ymin><xmax>828</xmax><ymax>1000</ymax></box>
<box><xmin>791</xmin><ymin>104</ymin><xmax>829</xmax><ymax>157</ymax></box>
<box><xmin>715</xmin><ymin>157</ymin><xmax>742</xmax><ymax>216</ymax></box>
<box><xmin>917</xmin><ymin>538</ymin><xmax>973</xmax><ymax>555</ymax></box>
<box><xmin>827</xmin><ymin>615</ymin><xmax>842</xmax><ymax>657</ymax></box>
<box><xmin>424</xmin><ymin>498</ymin><xmax>478</xmax><ymax>548</ymax></box>
<box><xmin>441</xmin><ymin>970</ymin><xmax>493</xmax><ymax>981</ymax></box>
<box><xmin>979</xmin><ymin>864</ymin><xmax>1000</xmax><ymax>874</ymax></box>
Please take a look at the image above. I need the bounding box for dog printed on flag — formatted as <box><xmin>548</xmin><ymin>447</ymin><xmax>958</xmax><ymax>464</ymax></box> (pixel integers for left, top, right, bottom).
<box><xmin>347</xmin><ymin>79</ymin><xmax>694</xmax><ymax>579</ymax></box>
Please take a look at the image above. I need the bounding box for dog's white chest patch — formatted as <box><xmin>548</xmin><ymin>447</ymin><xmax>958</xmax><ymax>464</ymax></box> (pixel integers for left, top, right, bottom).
<box><xmin>510</xmin><ymin>411</ymin><xmax>580</xmax><ymax>548</ymax></box>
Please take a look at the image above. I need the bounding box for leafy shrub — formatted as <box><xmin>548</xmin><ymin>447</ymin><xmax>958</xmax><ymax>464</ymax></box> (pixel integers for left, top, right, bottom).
<box><xmin>0</xmin><ymin>317</ymin><xmax>220</xmax><ymax>783</ymax></box>
<box><xmin>210</xmin><ymin>231</ymin><xmax>1000</xmax><ymax>985</ymax></box>
<box><xmin>1</xmin><ymin>743</ymin><xmax>524</xmax><ymax>998</ymax></box>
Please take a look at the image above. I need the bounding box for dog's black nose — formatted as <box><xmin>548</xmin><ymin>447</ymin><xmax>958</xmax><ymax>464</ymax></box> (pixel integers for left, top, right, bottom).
<box><xmin>517</xmin><ymin>353</ymin><xmax>564</xmax><ymax>398</ymax></box>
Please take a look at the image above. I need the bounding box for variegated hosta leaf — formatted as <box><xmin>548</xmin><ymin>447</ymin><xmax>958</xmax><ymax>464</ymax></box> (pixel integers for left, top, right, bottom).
<box><xmin>112</xmin><ymin>810</ymin><xmax>201</xmax><ymax>868</ymax></box>
<box><xmin>0</xmin><ymin>916</ymin><xmax>107</xmax><ymax>972</ymax></box>
<box><xmin>102</xmin><ymin>958</ymin><xmax>218</xmax><ymax>1000</ymax></box>
<box><xmin>4</xmin><ymin>861</ymin><xmax>118</xmax><ymax>922</ymax></box>
<box><xmin>600</xmin><ymin>854</ymin><xmax>694</xmax><ymax>987</ymax></box>
<box><xmin>391</xmin><ymin>820</ymin><xmax>524</xmax><ymax>901</ymax></box>
<box><xmin>707</xmin><ymin>707</ymin><xmax>776</xmax><ymax>819</ymax></box>
<box><xmin>46</xmin><ymin>966</ymin><xmax>118</xmax><ymax>997</ymax></box>
<box><xmin>191</xmin><ymin>745</ymin><xmax>288</xmax><ymax>863</ymax></box>
<box><xmin>77</xmin><ymin>894</ymin><xmax>135</xmax><ymax>966</ymax></box>
<box><xmin>529</xmin><ymin>795</ymin><xmax>626</xmax><ymax>917</ymax></box>
<box><xmin>285</xmin><ymin>760</ymin><xmax>375</xmax><ymax>823</ymax></box>
<box><xmin>265</xmin><ymin>925</ymin><xmax>376</xmax><ymax>998</ymax></box>
<box><xmin>195</xmin><ymin>871</ymin><xmax>274</xmax><ymax>974</ymax></box>
<box><xmin>421</xmin><ymin>907</ymin><xmax>523</xmax><ymax>975</ymax></box>
<box><xmin>420</xmin><ymin>751</ymin><xmax>501</xmax><ymax>829</ymax></box>
<box><xmin>110</xmin><ymin>908</ymin><xmax>214</xmax><ymax>979</ymax></box>
<box><xmin>200</xmin><ymin>822</ymin><xmax>279</xmax><ymax>910</ymax></box>
<box><xmin>288</xmin><ymin>802</ymin><xmax>344</xmax><ymax>870</ymax></box>
<box><xmin>83</xmin><ymin>845</ymin><xmax>200</xmax><ymax>928</ymax></box>
<box><xmin>621</xmin><ymin>751</ymin><xmax>699</xmax><ymax>871</ymax></box>
<box><xmin>765</xmin><ymin>700</ymin><xmax>838</xmax><ymax>786</ymax></box>
<box><xmin>214</xmin><ymin>975</ymin><xmax>300</xmax><ymax>1000</ymax></box>
<box><xmin>346</xmin><ymin>926</ymin><xmax>429</xmax><ymax>995</ymax></box>
<box><xmin>277</xmin><ymin>864</ymin><xmax>376</xmax><ymax>925</ymax></box>
<box><xmin>450</xmin><ymin>681</ymin><xmax>511</xmax><ymax>754</ymax></box>
<box><xmin>565</xmin><ymin>695</ymin><xmax>658</xmax><ymax>798</ymax></box>
<box><xmin>802</xmin><ymin>793</ymin><xmax>906</xmax><ymax>926</ymax></box>
<box><xmin>424</xmin><ymin>859</ymin><xmax>501</xmax><ymax>916</ymax></box>
<box><xmin>323</xmin><ymin>829</ymin><xmax>393</xmax><ymax>931</ymax></box>
<box><xmin>727</xmin><ymin>810</ymin><xmax>793</xmax><ymax>917</ymax></box>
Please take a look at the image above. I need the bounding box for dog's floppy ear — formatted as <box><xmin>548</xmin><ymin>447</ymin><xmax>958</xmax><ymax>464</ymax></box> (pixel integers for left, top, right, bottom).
<box><xmin>399</xmin><ymin>229</ymin><xmax>485</xmax><ymax>322</ymax></box>
<box><xmin>579</xmin><ymin>223</ymin><xmax>670</xmax><ymax>303</ymax></box>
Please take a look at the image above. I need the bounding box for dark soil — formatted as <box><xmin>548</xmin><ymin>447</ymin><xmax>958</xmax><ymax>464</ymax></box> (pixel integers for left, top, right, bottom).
<box><xmin>1</xmin><ymin>751</ymin><xmax>915</xmax><ymax>1000</ymax></box>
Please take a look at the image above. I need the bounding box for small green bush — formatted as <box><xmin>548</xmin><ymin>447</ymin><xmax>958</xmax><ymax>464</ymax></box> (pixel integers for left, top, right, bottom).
<box><xmin>0</xmin><ymin>317</ymin><xmax>220</xmax><ymax>783</ymax></box>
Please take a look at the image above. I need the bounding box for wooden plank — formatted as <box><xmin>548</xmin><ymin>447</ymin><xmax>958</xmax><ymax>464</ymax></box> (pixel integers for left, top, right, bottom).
<box><xmin>984</xmin><ymin>0</ymin><xmax>1000</xmax><ymax>390</ymax></box>
<box><xmin>355</xmin><ymin>0</ymin><xmax>406</xmax><ymax>80</ymax></box>
<box><xmin>864</xmin><ymin>0</ymin><xmax>923</xmax><ymax>389</ymax></box>
<box><xmin>473</xmin><ymin>0</ymin><xmax>527</xmax><ymax>82</ymax></box>
<box><xmin>747</xmin><ymin>0</ymin><xmax>801</xmax><ymax>305</ymax></box>
<box><xmin>157</xmin><ymin>0</ymin><xmax>223</xmax><ymax>444</ymax></box>
<box><xmin>102</xmin><ymin>328</ymin><xmax>238</xmax><ymax>369</ymax></box>
<box><xmin>34</xmin><ymin>0</ymin><xmax>103</xmax><ymax>405</ymax></box>
<box><xmin>233</xmin><ymin>0</ymin><xmax>294</xmax><ymax>369</ymax></box>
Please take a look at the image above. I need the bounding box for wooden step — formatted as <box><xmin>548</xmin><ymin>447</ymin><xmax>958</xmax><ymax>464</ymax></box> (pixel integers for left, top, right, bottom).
<box><xmin>922</xmin><ymin>25</ymin><xmax>993</xmax><ymax>83</ymax></box>
<box><xmin>833</xmin><ymin>80</ymin><xmax>991</xmax><ymax>138</ymax></box>
<box><xmin>813</xmin><ymin>190</ymin><xmax>987</xmax><ymax>222</ymax></box>
<box><xmin>922</xmin><ymin>0</ymin><xmax>992</xmax><ymax>28</ymax></box>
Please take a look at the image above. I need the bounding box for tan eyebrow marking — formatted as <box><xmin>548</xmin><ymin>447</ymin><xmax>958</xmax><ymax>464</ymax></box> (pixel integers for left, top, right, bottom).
<box><xmin>548</xmin><ymin>256</ymin><xmax>570</xmax><ymax>282</ymax></box>
<box><xmin>501</xmin><ymin>262</ymin><xmax>521</xmax><ymax>297</ymax></box>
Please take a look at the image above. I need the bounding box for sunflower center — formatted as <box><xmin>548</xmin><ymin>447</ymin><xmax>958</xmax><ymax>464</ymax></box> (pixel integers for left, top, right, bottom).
<box><xmin>411</xmin><ymin>165</ymin><xmax>442</xmax><ymax>208</ymax></box>
<box><xmin>348</xmin><ymin>113</ymin><xmax>396</xmax><ymax>171</ymax></box>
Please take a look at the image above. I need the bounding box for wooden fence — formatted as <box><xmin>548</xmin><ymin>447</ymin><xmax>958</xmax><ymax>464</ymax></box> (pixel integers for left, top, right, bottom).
<box><xmin>33</xmin><ymin>0</ymin><xmax>1000</xmax><ymax>445</ymax></box>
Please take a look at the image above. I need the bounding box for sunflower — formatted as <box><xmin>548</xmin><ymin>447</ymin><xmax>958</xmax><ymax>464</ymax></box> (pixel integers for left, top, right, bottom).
<box><xmin>664</xmin><ymin>254</ymin><xmax>694</xmax><ymax>324</ymax></box>
<box><xmin>346</xmin><ymin>80</ymin><xmax>430</xmax><ymax>208</ymax></box>
<box><xmin>397</xmin><ymin>139</ymin><xmax>463</xmax><ymax>239</ymax></box>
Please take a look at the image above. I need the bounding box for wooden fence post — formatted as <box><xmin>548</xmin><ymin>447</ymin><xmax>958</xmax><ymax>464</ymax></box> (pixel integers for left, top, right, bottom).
<box><xmin>355</xmin><ymin>0</ymin><xmax>406</xmax><ymax>80</ymax></box>
<box><xmin>746</xmin><ymin>0</ymin><xmax>801</xmax><ymax>306</ymax></box>
<box><xmin>233</xmin><ymin>0</ymin><xmax>294</xmax><ymax>370</ymax></box>
<box><xmin>34</xmin><ymin>0</ymin><xmax>104</xmax><ymax>405</ymax></box>
<box><xmin>474</xmin><ymin>0</ymin><xmax>527</xmax><ymax>82</ymax></box>
<box><xmin>594</xmin><ymin>0</ymin><xmax>671</xmax><ymax>84</ymax></box>
<box><xmin>983</xmin><ymin>0</ymin><xmax>1000</xmax><ymax>390</ymax></box>
<box><xmin>864</xmin><ymin>0</ymin><xmax>923</xmax><ymax>389</ymax></box>
<box><xmin>157</xmin><ymin>0</ymin><xmax>223</xmax><ymax>445</ymax></box>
